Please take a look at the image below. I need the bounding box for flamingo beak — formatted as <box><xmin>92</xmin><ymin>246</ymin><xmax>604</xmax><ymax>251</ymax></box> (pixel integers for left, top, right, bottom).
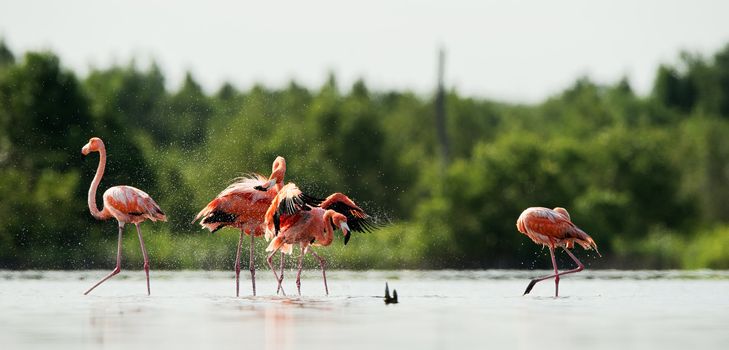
<box><xmin>254</xmin><ymin>179</ymin><xmax>276</xmax><ymax>191</ymax></box>
<box><xmin>81</xmin><ymin>144</ymin><xmax>91</xmax><ymax>155</ymax></box>
<box><xmin>341</xmin><ymin>222</ymin><xmax>351</xmax><ymax>245</ymax></box>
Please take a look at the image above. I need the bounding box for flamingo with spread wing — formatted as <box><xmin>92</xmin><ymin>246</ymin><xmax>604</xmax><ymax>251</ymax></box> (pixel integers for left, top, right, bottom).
<box><xmin>263</xmin><ymin>184</ymin><xmax>377</xmax><ymax>295</ymax></box>
<box><xmin>192</xmin><ymin>157</ymin><xmax>286</xmax><ymax>296</ymax></box>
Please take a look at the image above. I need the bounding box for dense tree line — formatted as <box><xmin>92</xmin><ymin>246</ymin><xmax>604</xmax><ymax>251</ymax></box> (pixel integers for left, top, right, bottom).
<box><xmin>2</xmin><ymin>39</ymin><xmax>729</xmax><ymax>270</ymax></box>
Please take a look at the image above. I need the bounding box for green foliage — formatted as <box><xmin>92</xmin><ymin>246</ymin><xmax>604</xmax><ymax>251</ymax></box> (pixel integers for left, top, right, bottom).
<box><xmin>1</xmin><ymin>41</ymin><xmax>729</xmax><ymax>270</ymax></box>
<box><xmin>0</xmin><ymin>52</ymin><xmax>92</xmax><ymax>171</ymax></box>
<box><xmin>0</xmin><ymin>39</ymin><xmax>13</xmax><ymax>67</ymax></box>
<box><xmin>652</xmin><ymin>45</ymin><xmax>729</xmax><ymax>119</ymax></box>
<box><xmin>683</xmin><ymin>226</ymin><xmax>729</xmax><ymax>269</ymax></box>
<box><xmin>675</xmin><ymin>117</ymin><xmax>729</xmax><ymax>222</ymax></box>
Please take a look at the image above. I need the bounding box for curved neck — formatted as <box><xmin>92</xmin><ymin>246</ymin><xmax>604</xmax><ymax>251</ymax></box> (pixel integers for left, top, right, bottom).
<box><xmin>88</xmin><ymin>145</ymin><xmax>108</xmax><ymax>220</ymax></box>
<box><xmin>320</xmin><ymin>212</ymin><xmax>335</xmax><ymax>246</ymax></box>
<box><xmin>270</xmin><ymin>168</ymin><xmax>285</xmax><ymax>192</ymax></box>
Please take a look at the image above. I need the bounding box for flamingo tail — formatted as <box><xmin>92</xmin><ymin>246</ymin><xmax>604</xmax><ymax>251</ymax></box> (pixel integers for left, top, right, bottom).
<box><xmin>149</xmin><ymin>202</ymin><xmax>167</xmax><ymax>222</ymax></box>
<box><xmin>192</xmin><ymin>199</ymin><xmax>237</xmax><ymax>233</ymax></box>
<box><xmin>569</xmin><ymin>227</ymin><xmax>601</xmax><ymax>257</ymax></box>
<box><xmin>192</xmin><ymin>199</ymin><xmax>218</xmax><ymax>224</ymax></box>
<box><xmin>266</xmin><ymin>237</ymin><xmax>284</xmax><ymax>253</ymax></box>
<box><xmin>265</xmin><ymin>237</ymin><xmax>294</xmax><ymax>255</ymax></box>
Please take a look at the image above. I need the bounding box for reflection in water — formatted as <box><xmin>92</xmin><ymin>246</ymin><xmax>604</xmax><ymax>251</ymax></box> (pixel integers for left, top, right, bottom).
<box><xmin>264</xmin><ymin>306</ymin><xmax>293</xmax><ymax>350</ymax></box>
<box><xmin>89</xmin><ymin>303</ymin><xmax>108</xmax><ymax>345</ymax></box>
<box><xmin>89</xmin><ymin>300</ymin><xmax>147</xmax><ymax>346</ymax></box>
<box><xmin>0</xmin><ymin>271</ymin><xmax>727</xmax><ymax>350</ymax></box>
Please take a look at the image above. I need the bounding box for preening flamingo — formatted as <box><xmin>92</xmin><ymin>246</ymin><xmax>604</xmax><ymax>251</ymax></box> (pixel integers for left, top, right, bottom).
<box><xmin>192</xmin><ymin>156</ymin><xmax>286</xmax><ymax>296</ymax></box>
<box><xmin>82</xmin><ymin>137</ymin><xmax>167</xmax><ymax>295</ymax></box>
<box><xmin>516</xmin><ymin>207</ymin><xmax>600</xmax><ymax>297</ymax></box>
<box><xmin>264</xmin><ymin>185</ymin><xmax>377</xmax><ymax>295</ymax></box>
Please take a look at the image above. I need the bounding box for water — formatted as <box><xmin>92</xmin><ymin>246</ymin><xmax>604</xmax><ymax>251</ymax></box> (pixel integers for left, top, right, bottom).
<box><xmin>1</xmin><ymin>270</ymin><xmax>728</xmax><ymax>349</ymax></box>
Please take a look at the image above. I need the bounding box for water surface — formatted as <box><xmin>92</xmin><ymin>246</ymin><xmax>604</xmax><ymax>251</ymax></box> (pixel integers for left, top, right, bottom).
<box><xmin>1</xmin><ymin>270</ymin><xmax>728</xmax><ymax>349</ymax></box>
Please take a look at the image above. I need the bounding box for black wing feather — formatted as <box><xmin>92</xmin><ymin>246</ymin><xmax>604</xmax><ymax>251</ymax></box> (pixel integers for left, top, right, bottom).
<box><xmin>273</xmin><ymin>212</ymin><xmax>280</xmax><ymax>236</ymax></box>
<box><xmin>326</xmin><ymin>201</ymin><xmax>380</xmax><ymax>234</ymax></box>
<box><xmin>276</xmin><ymin>192</ymin><xmax>323</xmax><ymax>216</ymax></box>
<box><xmin>202</xmin><ymin>210</ymin><xmax>237</xmax><ymax>224</ymax></box>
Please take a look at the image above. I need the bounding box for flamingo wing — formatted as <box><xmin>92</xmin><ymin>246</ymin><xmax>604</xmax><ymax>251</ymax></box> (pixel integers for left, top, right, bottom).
<box><xmin>193</xmin><ymin>174</ymin><xmax>271</xmax><ymax>233</ymax></box>
<box><xmin>275</xmin><ymin>183</ymin><xmax>322</xmax><ymax>216</ymax></box>
<box><xmin>321</xmin><ymin>193</ymin><xmax>379</xmax><ymax>235</ymax></box>
<box><xmin>263</xmin><ymin>183</ymin><xmax>322</xmax><ymax>239</ymax></box>
<box><xmin>105</xmin><ymin>186</ymin><xmax>166</xmax><ymax>222</ymax></box>
<box><xmin>522</xmin><ymin>208</ymin><xmax>575</xmax><ymax>238</ymax></box>
<box><xmin>517</xmin><ymin>207</ymin><xmax>599</xmax><ymax>253</ymax></box>
<box><xmin>216</xmin><ymin>174</ymin><xmax>269</xmax><ymax>198</ymax></box>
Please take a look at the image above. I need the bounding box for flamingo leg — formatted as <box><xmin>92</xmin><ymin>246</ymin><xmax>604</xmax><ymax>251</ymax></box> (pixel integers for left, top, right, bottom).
<box><xmin>562</xmin><ymin>247</ymin><xmax>585</xmax><ymax>274</ymax></box>
<box><xmin>84</xmin><ymin>223</ymin><xmax>124</xmax><ymax>295</ymax></box>
<box><xmin>249</xmin><ymin>232</ymin><xmax>256</xmax><ymax>296</ymax></box>
<box><xmin>276</xmin><ymin>251</ymin><xmax>285</xmax><ymax>295</ymax></box>
<box><xmin>266</xmin><ymin>249</ymin><xmax>286</xmax><ymax>296</ymax></box>
<box><xmin>523</xmin><ymin>246</ymin><xmax>586</xmax><ymax>297</ymax></box>
<box><xmin>234</xmin><ymin>230</ymin><xmax>243</xmax><ymax>297</ymax></box>
<box><xmin>552</xmin><ymin>246</ymin><xmax>559</xmax><ymax>297</ymax></box>
<box><xmin>135</xmin><ymin>224</ymin><xmax>151</xmax><ymax>296</ymax></box>
<box><xmin>310</xmin><ymin>250</ymin><xmax>328</xmax><ymax>296</ymax></box>
<box><xmin>295</xmin><ymin>248</ymin><xmax>305</xmax><ymax>296</ymax></box>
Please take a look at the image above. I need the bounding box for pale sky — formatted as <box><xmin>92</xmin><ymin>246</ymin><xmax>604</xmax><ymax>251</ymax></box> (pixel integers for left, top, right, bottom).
<box><xmin>1</xmin><ymin>0</ymin><xmax>728</xmax><ymax>103</ymax></box>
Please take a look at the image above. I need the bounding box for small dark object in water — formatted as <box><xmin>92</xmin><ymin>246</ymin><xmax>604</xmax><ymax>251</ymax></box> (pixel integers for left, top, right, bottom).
<box><xmin>384</xmin><ymin>282</ymin><xmax>398</xmax><ymax>304</ymax></box>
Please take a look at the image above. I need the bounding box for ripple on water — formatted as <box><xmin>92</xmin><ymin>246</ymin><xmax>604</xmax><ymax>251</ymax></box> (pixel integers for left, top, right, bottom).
<box><xmin>3</xmin><ymin>269</ymin><xmax>729</xmax><ymax>281</ymax></box>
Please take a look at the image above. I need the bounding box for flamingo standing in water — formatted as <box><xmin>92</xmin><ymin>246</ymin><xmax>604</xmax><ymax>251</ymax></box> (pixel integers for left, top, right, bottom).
<box><xmin>264</xmin><ymin>184</ymin><xmax>376</xmax><ymax>295</ymax></box>
<box><xmin>192</xmin><ymin>157</ymin><xmax>286</xmax><ymax>296</ymax></box>
<box><xmin>516</xmin><ymin>207</ymin><xmax>600</xmax><ymax>297</ymax></box>
<box><xmin>82</xmin><ymin>137</ymin><xmax>167</xmax><ymax>295</ymax></box>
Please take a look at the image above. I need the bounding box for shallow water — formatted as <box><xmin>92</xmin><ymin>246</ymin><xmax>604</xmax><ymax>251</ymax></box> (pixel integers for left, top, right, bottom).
<box><xmin>1</xmin><ymin>270</ymin><xmax>728</xmax><ymax>349</ymax></box>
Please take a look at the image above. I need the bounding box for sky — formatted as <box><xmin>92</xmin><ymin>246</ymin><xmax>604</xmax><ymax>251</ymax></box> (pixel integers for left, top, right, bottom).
<box><xmin>1</xmin><ymin>0</ymin><xmax>728</xmax><ymax>103</ymax></box>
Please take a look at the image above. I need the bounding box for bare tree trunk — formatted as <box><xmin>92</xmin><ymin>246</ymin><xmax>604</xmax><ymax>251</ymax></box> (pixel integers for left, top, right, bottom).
<box><xmin>435</xmin><ymin>47</ymin><xmax>450</xmax><ymax>167</ymax></box>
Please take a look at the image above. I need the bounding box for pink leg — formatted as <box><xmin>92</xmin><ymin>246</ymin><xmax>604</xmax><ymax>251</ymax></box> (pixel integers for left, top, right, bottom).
<box><xmin>84</xmin><ymin>223</ymin><xmax>124</xmax><ymax>295</ymax></box>
<box><xmin>523</xmin><ymin>246</ymin><xmax>585</xmax><ymax>296</ymax></box>
<box><xmin>234</xmin><ymin>230</ymin><xmax>243</xmax><ymax>297</ymax></box>
<box><xmin>310</xmin><ymin>250</ymin><xmax>328</xmax><ymax>296</ymax></box>
<box><xmin>563</xmin><ymin>248</ymin><xmax>586</xmax><ymax>272</ymax></box>
<box><xmin>295</xmin><ymin>249</ymin><xmax>305</xmax><ymax>296</ymax></box>
<box><xmin>552</xmin><ymin>246</ymin><xmax>560</xmax><ymax>296</ymax></box>
<box><xmin>135</xmin><ymin>224</ymin><xmax>151</xmax><ymax>296</ymax></box>
<box><xmin>266</xmin><ymin>249</ymin><xmax>286</xmax><ymax>296</ymax></box>
<box><xmin>249</xmin><ymin>232</ymin><xmax>256</xmax><ymax>296</ymax></box>
<box><xmin>276</xmin><ymin>251</ymin><xmax>285</xmax><ymax>294</ymax></box>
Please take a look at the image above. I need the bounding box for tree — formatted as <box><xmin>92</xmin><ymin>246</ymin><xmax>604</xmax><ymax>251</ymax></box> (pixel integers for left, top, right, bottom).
<box><xmin>0</xmin><ymin>52</ymin><xmax>96</xmax><ymax>268</ymax></box>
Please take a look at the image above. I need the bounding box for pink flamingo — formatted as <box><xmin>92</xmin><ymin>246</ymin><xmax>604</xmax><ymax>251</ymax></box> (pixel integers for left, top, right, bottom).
<box><xmin>516</xmin><ymin>207</ymin><xmax>600</xmax><ymax>297</ymax></box>
<box><xmin>264</xmin><ymin>184</ymin><xmax>376</xmax><ymax>295</ymax></box>
<box><xmin>82</xmin><ymin>137</ymin><xmax>167</xmax><ymax>295</ymax></box>
<box><xmin>192</xmin><ymin>157</ymin><xmax>286</xmax><ymax>296</ymax></box>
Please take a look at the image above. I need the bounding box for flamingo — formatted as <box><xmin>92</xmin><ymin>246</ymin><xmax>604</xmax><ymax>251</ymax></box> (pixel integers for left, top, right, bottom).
<box><xmin>516</xmin><ymin>207</ymin><xmax>601</xmax><ymax>297</ymax></box>
<box><xmin>263</xmin><ymin>184</ymin><xmax>376</xmax><ymax>295</ymax></box>
<box><xmin>81</xmin><ymin>137</ymin><xmax>167</xmax><ymax>295</ymax></box>
<box><xmin>192</xmin><ymin>156</ymin><xmax>286</xmax><ymax>296</ymax></box>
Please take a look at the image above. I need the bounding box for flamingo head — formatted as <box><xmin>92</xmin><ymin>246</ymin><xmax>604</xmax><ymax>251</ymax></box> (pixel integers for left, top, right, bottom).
<box><xmin>328</xmin><ymin>211</ymin><xmax>351</xmax><ymax>245</ymax></box>
<box><xmin>82</xmin><ymin>137</ymin><xmax>104</xmax><ymax>155</ymax></box>
<box><xmin>271</xmin><ymin>156</ymin><xmax>286</xmax><ymax>183</ymax></box>
<box><xmin>257</xmin><ymin>156</ymin><xmax>286</xmax><ymax>191</ymax></box>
